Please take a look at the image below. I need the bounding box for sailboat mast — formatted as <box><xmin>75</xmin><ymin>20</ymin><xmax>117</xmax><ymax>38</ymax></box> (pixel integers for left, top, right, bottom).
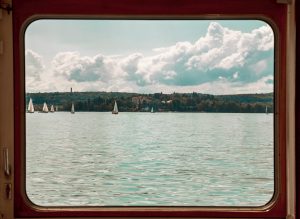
<box><xmin>50</xmin><ymin>105</ymin><xmax>55</xmax><ymax>112</ymax></box>
<box><xmin>71</xmin><ymin>102</ymin><xmax>75</xmax><ymax>114</ymax></box>
<box><xmin>112</xmin><ymin>101</ymin><xmax>118</xmax><ymax>114</ymax></box>
<box><xmin>42</xmin><ymin>102</ymin><xmax>49</xmax><ymax>113</ymax></box>
<box><xmin>27</xmin><ymin>98</ymin><xmax>34</xmax><ymax>113</ymax></box>
<box><xmin>70</xmin><ymin>87</ymin><xmax>75</xmax><ymax>114</ymax></box>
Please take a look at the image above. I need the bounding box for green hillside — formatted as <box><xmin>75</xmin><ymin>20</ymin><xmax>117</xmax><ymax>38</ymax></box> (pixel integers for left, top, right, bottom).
<box><xmin>26</xmin><ymin>92</ymin><xmax>273</xmax><ymax>113</ymax></box>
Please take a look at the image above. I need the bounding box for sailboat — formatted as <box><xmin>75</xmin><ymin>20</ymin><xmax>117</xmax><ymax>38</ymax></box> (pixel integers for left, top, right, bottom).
<box><xmin>71</xmin><ymin>102</ymin><xmax>75</xmax><ymax>114</ymax></box>
<box><xmin>42</xmin><ymin>102</ymin><xmax>49</xmax><ymax>113</ymax></box>
<box><xmin>50</xmin><ymin>105</ymin><xmax>55</xmax><ymax>113</ymax></box>
<box><xmin>265</xmin><ymin>106</ymin><xmax>268</xmax><ymax>114</ymax></box>
<box><xmin>27</xmin><ymin>98</ymin><xmax>34</xmax><ymax>113</ymax></box>
<box><xmin>112</xmin><ymin>101</ymin><xmax>118</xmax><ymax>114</ymax></box>
<box><xmin>151</xmin><ymin>107</ymin><xmax>154</xmax><ymax>113</ymax></box>
<box><xmin>56</xmin><ymin>106</ymin><xmax>58</xmax><ymax>112</ymax></box>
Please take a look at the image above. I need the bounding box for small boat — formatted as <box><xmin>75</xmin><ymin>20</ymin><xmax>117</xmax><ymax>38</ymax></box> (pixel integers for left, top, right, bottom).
<box><xmin>41</xmin><ymin>102</ymin><xmax>49</xmax><ymax>113</ymax></box>
<box><xmin>27</xmin><ymin>98</ymin><xmax>34</xmax><ymax>113</ymax></box>
<box><xmin>112</xmin><ymin>101</ymin><xmax>118</xmax><ymax>114</ymax></box>
<box><xmin>50</xmin><ymin>105</ymin><xmax>55</xmax><ymax>113</ymax></box>
<box><xmin>71</xmin><ymin>102</ymin><xmax>75</xmax><ymax>114</ymax></box>
<box><xmin>151</xmin><ymin>107</ymin><xmax>154</xmax><ymax>113</ymax></box>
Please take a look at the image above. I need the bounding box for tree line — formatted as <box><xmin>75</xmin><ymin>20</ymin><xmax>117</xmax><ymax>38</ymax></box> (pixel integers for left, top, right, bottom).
<box><xmin>26</xmin><ymin>91</ymin><xmax>273</xmax><ymax>113</ymax></box>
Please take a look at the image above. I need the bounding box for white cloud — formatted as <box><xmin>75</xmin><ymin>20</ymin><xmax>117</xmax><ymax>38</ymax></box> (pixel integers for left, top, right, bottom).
<box><xmin>250</xmin><ymin>60</ymin><xmax>268</xmax><ymax>75</ymax></box>
<box><xmin>233</xmin><ymin>72</ymin><xmax>239</xmax><ymax>79</ymax></box>
<box><xmin>128</xmin><ymin>22</ymin><xmax>274</xmax><ymax>87</ymax></box>
<box><xmin>25</xmin><ymin>22</ymin><xmax>274</xmax><ymax>94</ymax></box>
<box><xmin>52</xmin><ymin>52</ymin><xmax>125</xmax><ymax>82</ymax></box>
<box><xmin>25</xmin><ymin>50</ymin><xmax>58</xmax><ymax>92</ymax></box>
<box><xmin>25</xmin><ymin>50</ymin><xmax>44</xmax><ymax>81</ymax></box>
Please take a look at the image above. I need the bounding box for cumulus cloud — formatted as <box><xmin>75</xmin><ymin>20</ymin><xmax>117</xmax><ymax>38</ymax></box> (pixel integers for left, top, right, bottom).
<box><xmin>25</xmin><ymin>22</ymin><xmax>274</xmax><ymax>94</ymax></box>
<box><xmin>25</xmin><ymin>50</ymin><xmax>58</xmax><ymax>92</ymax></box>
<box><xmin>25</xmin><ymin>50</ymin><xmax>44</xmax><ymax>81</ymax></box>
<box><xmin>52</xmin><ymin>52</ymin><xmax>124</xmax><ymax>82</ymax></box>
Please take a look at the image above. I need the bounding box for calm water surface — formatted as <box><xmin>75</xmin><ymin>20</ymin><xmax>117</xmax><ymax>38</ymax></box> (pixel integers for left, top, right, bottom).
<box><xmin>26</xmin><ymin>112</ymin><xmax>274</xmax><ymax>206</ymax></box>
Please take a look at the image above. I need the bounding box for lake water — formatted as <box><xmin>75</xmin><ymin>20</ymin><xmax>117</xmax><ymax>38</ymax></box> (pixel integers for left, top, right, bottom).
<box><xmin>26</xmin><ymin>112</ymin><xmax>274</xmax><ymax>206</ymax></box>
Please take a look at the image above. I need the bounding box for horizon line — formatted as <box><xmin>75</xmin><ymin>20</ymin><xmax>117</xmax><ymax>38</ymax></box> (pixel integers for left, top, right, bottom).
<box><xmin>25</xmin><ymin>91</ymin><xmax>274</xmax><ymax>95</ymax></box>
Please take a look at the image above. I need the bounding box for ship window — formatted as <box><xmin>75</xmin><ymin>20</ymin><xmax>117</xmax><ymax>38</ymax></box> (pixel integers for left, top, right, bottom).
<box><xmin>13</xmin><ymin>0</ymin><xmax>289</xmax><ymax>218</ymax></box>
<box><xmin>24</xmin><ymin>19</ymin><xmax>275</xmax><ymax>207</ymax></box>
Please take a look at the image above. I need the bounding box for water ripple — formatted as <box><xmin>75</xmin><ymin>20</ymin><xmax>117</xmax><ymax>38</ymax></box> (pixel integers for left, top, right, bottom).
<box><xmin>26</xmin><ymin>112</ymin><xmax>274</xmax><ymax>207</ymax></box>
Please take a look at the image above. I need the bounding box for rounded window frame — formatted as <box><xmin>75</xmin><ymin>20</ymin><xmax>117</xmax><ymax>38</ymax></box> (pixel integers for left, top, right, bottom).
<box><xmin>13</xmin><ymin>0</ymin><xmax>288</xmax><ymax>218</ymax></box>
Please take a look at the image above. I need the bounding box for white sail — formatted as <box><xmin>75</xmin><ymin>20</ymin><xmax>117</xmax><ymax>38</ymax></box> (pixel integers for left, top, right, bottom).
<box><xmin>50</xmin><ymin>105</ymin><xmax>55</xmax><ymax>112</ymax></box>
<box><xmin>42</xmin><ymin>102</ymin><xmax>49</xmax><ymax>113</ymax></box>
<box><xmin>56</xmin><ymin>106</ymin><xmax>58</xmax><ymax>111</ymax></box>
<box><xmin>151</xmin><ymin>107</ymin><xmax>154</xmax><ymax>113</ymax></box>
<box><xmin>71</xmin><ymin>103</ymin><xmax>75</xmax><ymax>114</ymax></box>
<box><xmin>265</xmin><ymin>106</ymin><xmax>268</xmax><ymax>114</ymax></box>
<box><xmin>112</xmin><ymin>101</ymin><xmax>118</xmax><ymax>114</ymax></box>
<box><xmin>27</xmin><ymin>98</ymin><xmax>34</xmax><ymax>113</ymax></box>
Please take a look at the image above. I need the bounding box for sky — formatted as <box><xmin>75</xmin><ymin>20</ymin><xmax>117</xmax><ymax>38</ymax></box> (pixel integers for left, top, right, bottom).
<box><xmin>25</xmin><ymin>19</ymin><xmax>274</xmax><ymax>94</ymax></box>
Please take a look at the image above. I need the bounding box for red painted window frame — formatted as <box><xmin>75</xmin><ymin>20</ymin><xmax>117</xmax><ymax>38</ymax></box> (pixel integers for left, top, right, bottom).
<box><xmin>297</xmin><ymin>0</ymin><xmax>300</xmax><ymax>218</ymax></box>
<box><xmin>13</xmin><ymin>0</ymin><xmax>287</xmax><ymax>217</ymax></box>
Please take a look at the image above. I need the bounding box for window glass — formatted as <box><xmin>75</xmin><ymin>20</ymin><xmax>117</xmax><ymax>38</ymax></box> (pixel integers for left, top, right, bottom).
<box><xmin>25</xmin><ymin>19</ymin><xmax>274</xmax><ymax>207</ymax></box>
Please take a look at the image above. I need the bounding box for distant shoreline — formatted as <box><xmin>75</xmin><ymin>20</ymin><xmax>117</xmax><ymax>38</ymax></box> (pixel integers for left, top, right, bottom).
<box><xmin>26</xmin><ymin>91</ymin><xmax>273</xmax><ymax>114</ymax></box>
<box><xmin>28</xmin><ymin>111</ymin><xmax>273</xmax><ymax>114</ymax></box>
